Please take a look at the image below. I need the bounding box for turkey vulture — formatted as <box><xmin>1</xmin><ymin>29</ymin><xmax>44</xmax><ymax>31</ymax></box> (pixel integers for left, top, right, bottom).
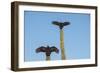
<box><xmin>36</xmin><ymin>46</ymin><xmax>59</xmax><ymax>60</ymax></box>
<box><xmin>52</xmin><ymin>21</ymin><xmax>70</xmax><ymax>29</ymax></box>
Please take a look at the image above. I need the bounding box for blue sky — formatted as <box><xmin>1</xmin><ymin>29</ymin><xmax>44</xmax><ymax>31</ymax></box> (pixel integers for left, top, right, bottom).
<box><xmin>24</xmin><ymin>11</ymin><xmax>90</xmax><ymax>62</ymax></box>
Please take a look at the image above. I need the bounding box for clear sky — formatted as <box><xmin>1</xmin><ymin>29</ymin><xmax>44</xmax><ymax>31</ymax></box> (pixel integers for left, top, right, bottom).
<box><xmin>24</xmin><ymin>11</ymin><xmax>90</xmax><ymax>62</ymax></box>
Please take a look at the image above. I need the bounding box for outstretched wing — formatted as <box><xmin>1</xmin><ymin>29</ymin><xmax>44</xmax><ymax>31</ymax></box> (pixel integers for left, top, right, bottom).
<box><xmin>50</xmin><ymin>46</ymin><xmax>59</xmax><ymax>53</ymax></box>
<box><xmin>36</xmin><ymin>46</ymin><xmax>46</xmax><ymax>53</ymax></box>
<box><xmin>52</xmin><ymin>21</ymin><xmax>60</xmax><ymax>26</ymax></box>
<box><xmin>63</xmin><ymin>22</ymin><xmax>70</xmax><ymax>26</ymax></box>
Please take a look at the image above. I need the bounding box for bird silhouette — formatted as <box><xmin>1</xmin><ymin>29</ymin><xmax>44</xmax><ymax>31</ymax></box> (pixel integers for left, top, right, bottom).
<box><xmin>52</xmin><ymin>21</ymin><xmax>70</xmax><ymax>29</ymax></box>
<box><xmin>36</xmin><ymin>46</ymin><xmax>59</xmax><ymax>60</ymax></box>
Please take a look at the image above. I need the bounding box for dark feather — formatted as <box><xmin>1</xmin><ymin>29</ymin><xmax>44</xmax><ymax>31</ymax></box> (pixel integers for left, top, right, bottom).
<box><xmin>52</xmin><ymin>21</ymin><xmax>60</xmax><ymax>25</ymax></box>
<box><xmin>63</xmin><ymin>22</ymin><xmax>70</xmax><ymax>26</ymax></box>
<box><xmin>50</xmin><ymin>46</ymin><xmax>59</xmax><ymax>53</ymax></box>
<box><xmin>36</xmin><ymin>46</ymin><xmax>46</xmax><ymax>53</ymax></box>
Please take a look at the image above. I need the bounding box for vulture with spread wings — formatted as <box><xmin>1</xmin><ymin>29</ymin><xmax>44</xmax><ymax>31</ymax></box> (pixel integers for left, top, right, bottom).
<box><xmin>52</xmin><ymin>21</ymin><xmax>70</xmax><ymax>29</ymax></box>
<box><xmin>36</xmin><ymin>46</ymin><xmax>59</xmax><ymax>60</ymax></box>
